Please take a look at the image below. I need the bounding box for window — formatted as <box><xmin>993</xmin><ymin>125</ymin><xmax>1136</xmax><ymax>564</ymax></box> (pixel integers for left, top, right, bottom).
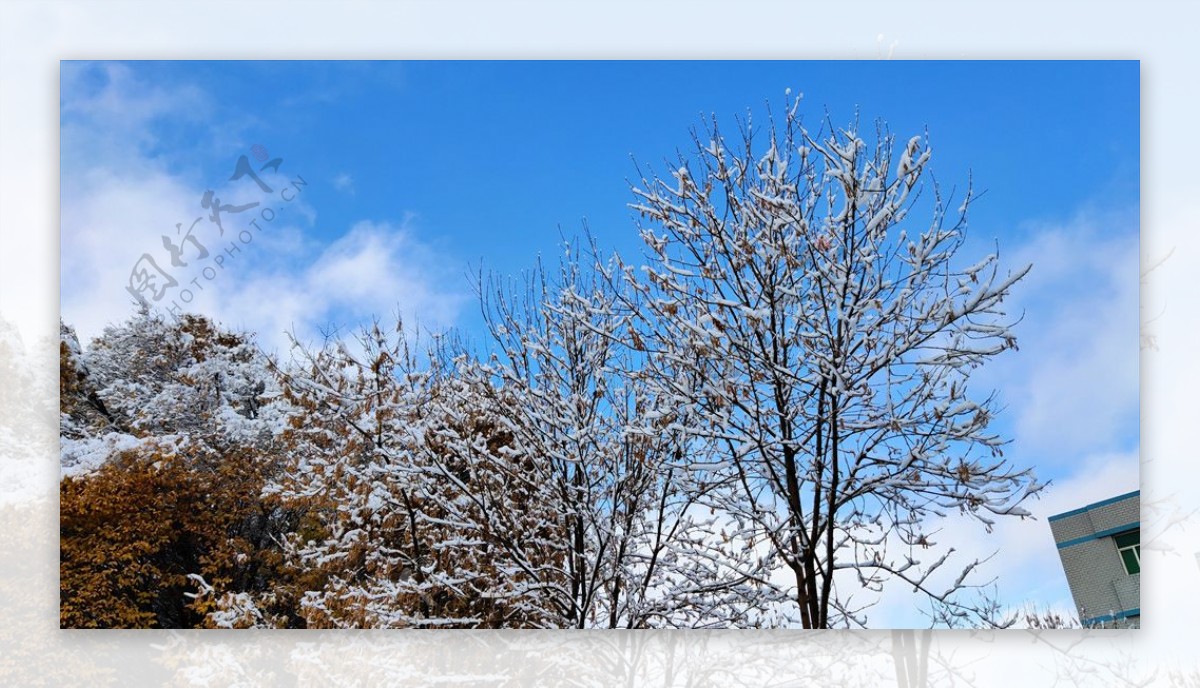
<box><xmin>1114</xmin><ymin>530</ymin><xmax>1140</xmax><ymax>574</ymax></box>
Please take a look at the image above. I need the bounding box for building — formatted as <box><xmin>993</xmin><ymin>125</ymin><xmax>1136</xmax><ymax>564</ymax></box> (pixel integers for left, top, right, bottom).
<box><xmin>1049</xmin><ymin>490</ymin><xmax>1140</xmax><ymax>628</ymax></box>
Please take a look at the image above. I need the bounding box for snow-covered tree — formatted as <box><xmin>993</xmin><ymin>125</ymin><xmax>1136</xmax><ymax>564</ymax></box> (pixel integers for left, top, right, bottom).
<box><xmin>268</xmin><ymin>253</ymin><xmax>772</xmax><ymax>628</ymax></box>
<box><xmin>59</xmin><ymin>311</ymin><xmax>295</xmax><ymax>628</ymax></box>
<box><xmin>270</xmin><ymin>320</ymin><xmax>568</xmax><ymax>627</ymax></box>
<box><xmin>60</xmin><ymin>309</ymin><xmax>286</xmax><ymax>476</ymax></box>
<box><xmin>475</xmin><ymin>253</ymin><xmax>766</xmax><ymax>627</ymax></box>
<box><xmin>600</xmin><ymin>101</ymin><xmax>1042</xmax><ymax>627</ymax></box>
<box><xmin>85</xmin><ymin>310</ymin><xmax>283</xmax><ymax>444</ymax></box>
<box><xmin>59</xmin><ymin>321</ymin><xmax>114</xmax><ymax>441</ymax></box>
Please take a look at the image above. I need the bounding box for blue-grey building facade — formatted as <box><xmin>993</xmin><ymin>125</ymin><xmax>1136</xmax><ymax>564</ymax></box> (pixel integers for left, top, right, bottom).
<box><xmin>1049</xmin><ymin>490</ymin><xmax>1140</xmax><ymax>628</ymax></box>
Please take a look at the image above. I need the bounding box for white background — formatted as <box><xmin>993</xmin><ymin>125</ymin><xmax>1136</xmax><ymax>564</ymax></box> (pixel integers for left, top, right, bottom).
<box><xmin>1</xmin><ymin>1</ymin><xmax>1196</xmax><ymax>685</ymax></box>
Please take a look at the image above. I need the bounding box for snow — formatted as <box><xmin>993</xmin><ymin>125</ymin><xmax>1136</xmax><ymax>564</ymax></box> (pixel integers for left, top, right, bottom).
<box><xmin>60</xmin><ymin>432</ymin><xmax>146</xmax><ymax>477</ymax></box>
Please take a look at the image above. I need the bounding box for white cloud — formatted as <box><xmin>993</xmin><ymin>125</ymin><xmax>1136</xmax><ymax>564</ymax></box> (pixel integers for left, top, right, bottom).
<box><xmin>332</xmin><ymin>172</ymin><xmax>355</xmax><ymax>194</ymax></box>
<box><xmin>203</xmin><ymin>219</ymin><xmax>470</xmax><ymax>354</ymax></box>
<box><xmin>60</xmin><ymin>62</ymin><xmax>469</xmax><ymax>357</ymax></box>
<box><xmin>60</xmin><ymin>62</ymin><xmax>212</xmax><ymax>165</ymax></box>
<box><xmin>970</xmin><ymin>208</ymin><xmax>1140</xmax><ymax>467</ymax></box>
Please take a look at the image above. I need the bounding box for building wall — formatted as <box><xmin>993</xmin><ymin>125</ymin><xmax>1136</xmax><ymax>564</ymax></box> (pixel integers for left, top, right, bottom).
<box><xmin>1049</xmin><ymin>491</ymin><xmax>1140</xmax><ymax>628</ymax></box>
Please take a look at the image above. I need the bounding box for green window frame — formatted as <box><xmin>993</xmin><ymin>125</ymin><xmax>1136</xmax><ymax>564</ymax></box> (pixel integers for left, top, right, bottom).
<box><xmin>1114</xmin><ymin>530</ymin><xmax>1140</xmax><ymax>575</ymax></box>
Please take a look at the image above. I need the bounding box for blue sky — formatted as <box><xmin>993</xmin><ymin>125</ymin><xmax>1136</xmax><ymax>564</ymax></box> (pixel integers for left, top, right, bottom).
<box><xmin>60</xmin><ymin>60</ymin><xmax>1139</xmax><ymax>627</ymax></box>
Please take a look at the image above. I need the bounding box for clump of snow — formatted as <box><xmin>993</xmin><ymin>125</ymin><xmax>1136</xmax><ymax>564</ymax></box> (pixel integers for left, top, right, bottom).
<box><xmin>60</xmin><ymin>432</ymin><xmax>146</xmax><ymax>478</ymax></box>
